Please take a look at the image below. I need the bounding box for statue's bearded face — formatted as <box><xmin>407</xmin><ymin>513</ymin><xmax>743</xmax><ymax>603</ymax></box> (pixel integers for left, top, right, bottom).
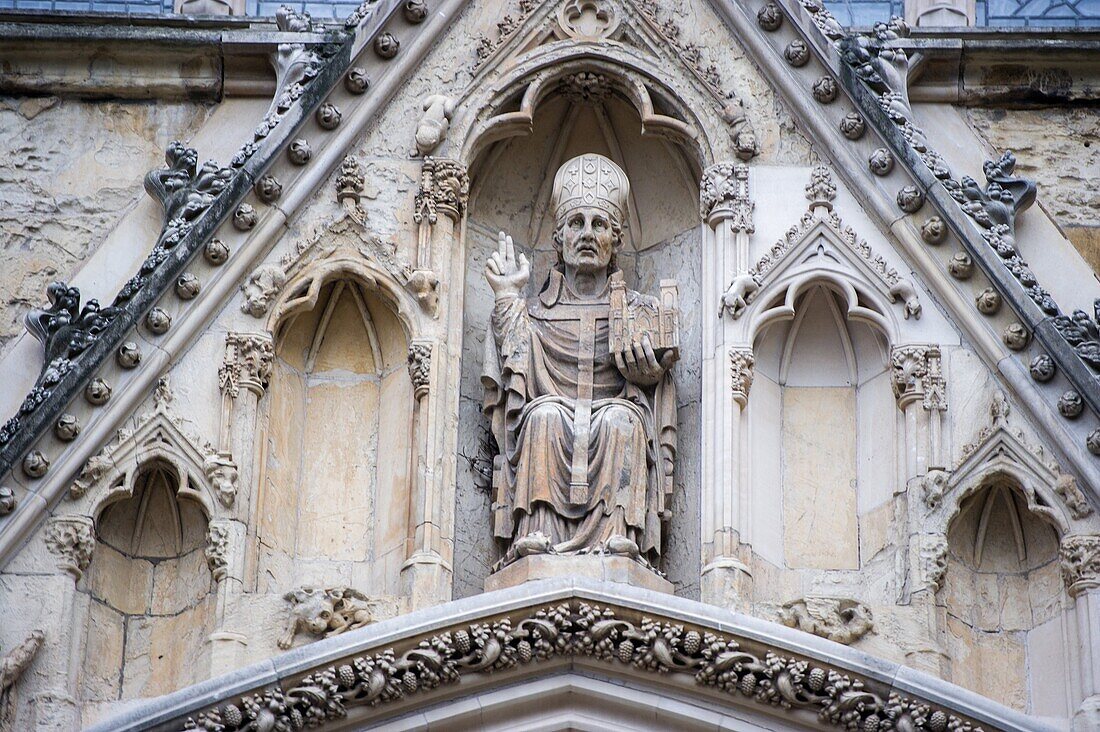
<box><xmin>557</xmin><ymin>206</ymin><xmax>620</xmax><ymax>274</ymax></box>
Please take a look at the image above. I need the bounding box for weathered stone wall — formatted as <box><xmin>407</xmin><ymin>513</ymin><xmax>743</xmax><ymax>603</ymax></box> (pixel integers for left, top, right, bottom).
<box><xmin>0</xmin><ymin>95</ymin><xmax>212</xmax><ymax>358</ymax></box>
<box><xmin>966</xmin><ymin>106</ymin><xmax>1100</xmax><ymax>272</ymax></box>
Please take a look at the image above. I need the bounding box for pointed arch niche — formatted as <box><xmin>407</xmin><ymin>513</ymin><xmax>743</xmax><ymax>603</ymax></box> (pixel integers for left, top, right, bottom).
<box><xmin>748</xmin><ymin>280</ymin><xmax>896</xmax><ymax>572</ymax></box>
<box><xmin>82</xmin><ymin>459</ymin><xmax>215</xmax><ymax>703</ymax></box>
<box><xmin>453</xmin><ymin>51</ymin><xmax>714</xmax><ymax>596</ymax></box>
<box><xmin>256</xmin><ymin>272</ymin><xmax>413</xmax><ymax>596</ymax></box>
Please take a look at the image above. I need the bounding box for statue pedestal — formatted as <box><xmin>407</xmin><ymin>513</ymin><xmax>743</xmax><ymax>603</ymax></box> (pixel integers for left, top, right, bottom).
<box><xmin>485</xmin><ymin>554</ymin><xmax>674</xmax><ymax>594</ymax></box>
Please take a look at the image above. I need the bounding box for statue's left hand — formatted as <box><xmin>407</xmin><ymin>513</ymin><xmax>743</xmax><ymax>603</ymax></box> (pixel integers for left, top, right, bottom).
<box><xmin>615</xmin><ymin>333</ymin><xmax>676</xmax><ymax>387</ymax></box>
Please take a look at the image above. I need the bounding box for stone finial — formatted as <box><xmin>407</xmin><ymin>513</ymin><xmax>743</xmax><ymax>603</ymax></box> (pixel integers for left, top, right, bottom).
<box><xmin>45</xmin><ymin>516</ymin><xmax>94</xmax><ymax>580</ymax></box>
<box><xmin>1061</xmin><ymin>534</ymin><xmax>1100</xmax><ymax>597</ymax></box>
<box><xmin>729</xmin><ymin>348</ymin><xmax>755</xmax><ymax>407</ymax></box>
<box><xmin>414</xmin><ymin>157</ymin><xmax>469</xmax><ymax>225</ymax></box>
<box><xmin>407</xmin><ymin>341</ymin><xmax>433</xmax><ymax>399</ymax></box>
<box><xmin>890</xmin><ymin>345</ymin><xmax>945</xmax><ymax>411</ymax></box>
<box><xmin>699</xmin><ymin>162</ymin><xmax>753</xmax><ymax>231</ymax></box>
<box><xmin>805</xmin><ymin>165</ymin><xmax>836</xmax><ymax>212</ymax></box>
<box><xmin>336</xmin><ymin>156</ymin><xmax>365</xmax><ymax>204</ymax></box>
<box><xmin>219</xmin><ymin>333</ymin><xmax>275</xmax><ymax>399</ymax></box>
<box><xmin>778</xmin><ymin>597</ymin><xmax>873</xmax><ymax>644</ymax></box>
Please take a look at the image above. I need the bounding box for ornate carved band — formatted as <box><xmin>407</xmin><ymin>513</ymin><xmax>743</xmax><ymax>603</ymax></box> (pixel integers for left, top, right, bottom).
<box><xmin>1061</xmin><ymin>534</ymin><xmax>1100</xmax><ymax>597</ymax></box>
<box><xmin>179</xmin><ymin>599</ymin><xmax>985</xmax><ymax>732</ymax></box>
<box><xmin>413</xmin><ymin>157</ymin><xmax>469</xmax><ymax>225</ymax></box>
<box><xmin>699</xmin><ymin>162</ymin><xmax>753</xmax><ymax>232</ymax></box>
<box><xmin>45</xmin><ymin>515</ymin><xmax>94</xmax><ymax>580</ymax></box>
<box><xmin>219</xmin><ymin>332</ymin><xmax>275</xmax><ymax>399</ymax></box>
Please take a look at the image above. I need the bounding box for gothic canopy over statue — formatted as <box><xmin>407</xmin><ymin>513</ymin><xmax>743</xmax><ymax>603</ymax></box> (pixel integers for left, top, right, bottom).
<box><xmin>481</xmin><ymin>153</ymin><xmax>679</xmax><ymax>570</ymax></box>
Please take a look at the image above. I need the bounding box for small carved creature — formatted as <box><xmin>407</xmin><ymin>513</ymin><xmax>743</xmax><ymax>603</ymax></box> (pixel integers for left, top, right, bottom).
<box><xmin>719</xmin><ymin>273</ymin><xmax>760</xmax><ymax>319</ymax></box>
<box><xmin>778</xmin><ymin>597</ymin><xmax>873</xmax><ymax>645</ymax></box>
<box><xmin>278</xmin><ymin>586</ymin><xmax>378</xmax><ymax>649</ymax></box>
<box><xmin>415</xmin><ymin>94</ymin><xmax>456</xmax><ymax>156</ymax></box>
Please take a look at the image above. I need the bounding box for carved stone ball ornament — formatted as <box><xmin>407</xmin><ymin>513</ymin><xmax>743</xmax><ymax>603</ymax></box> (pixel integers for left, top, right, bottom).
<box><xmin>811</xmin><ymin>76</ymin><xmax>838</xmax><ymax>103</ymax></box>
<box><xmin>146</xmin><ymin>307</ymin><xmax>172</xmax><ymax>335</ymax></box>
<box><xmin>948</xmin><ymin>252</ymin><xmax>973</xmax><ymax>279</ymax></box>
<box><xmin>256</xmin><ymin>175</ymin><xmax>283</xmax><ymax>204</ymax></box>
<box><xmin>404</xmin><ymin>0</ymin><xmax>428</xmax><ymax>23</ymax></box>
<box><xmin>784</xmin><ymin>39</ymin><xmax>810</xmax><ymax>67</ymax></box>
<box><xmin>374</xmin><ymin>32</ymin><xmax>400</xmax><ymax>59</ymax></box>
<box><xmin>868</xmin><ymin>148</ymin><xmax>894</xmax><ymax>176</ymax></box>
<box><xmin>734</xmin><ymin>130</ymin><xmax>757</xmax><ymax>161</ymax></box>
<box><xmin>54</xmin><ymin>414</ymin><xmax>81</xmax><ymax>441</ymax></box>
<box><xmin>0</xmin><ymin>486</ymin><xmax>14</xmax><ymax>515</ymax></box>
<box><xmin>205</xmin><ymin>238</ymin><xmax>230</xmax><ymax>264</ymax></box>
<box><xmin>1003</xmin><ymin>322</ymin><xmax>1030</xmax><ymax>351</ymax></box>
<box><xmin>975</xmin><ymin>287</ymin><xmax>1002</xmax><ymax>315</ymax></box>
<box><xmin>1089</xmin><ymin>429</ymin><xmax>1100</xmax><ymax>455</ymax></box>
<box><xmin>897</xmin><ymin>185</ymin><xmax>924</xmax><ymax>213</ymax></box>
<box><xmin>117</xmin><ymin>341</ymin><xmax>141</xmax><ymax>368</ymax></box>
<box><xmin>839</xmin><ymin>112</ymin><xmax>865</xmax><ymax>140</ymax></box>
<box><xmin>316</xmin><ymin>103</ymin><xmax>342</xmax><ymax>130</ymax></box>
<box><xmin>176</xmin><ymin>273</ymin><xmax>201</xmax><ymax>300</ymax></box>
<box><xmin>288</xmin><ymin>139</ymin><xmax>312</xmax><ymax>165</ymax></box>
<box><xmin>757</xmin><ymin>1</ymin><xmax>783</xmax><ymax>30</ymax></box>
<box><xmin>1030</xmin><ymin>354</ymin><xmax>1055</xmax><ymax>381</ymax></box>
<box><xmin>85</xmin><ymin>378</ymin><xmax>112</xmax><ymax>405</ymax></box>
<box><xmin>22</xmin><ymin>450</ymin><xmax>49</xmax><ymax>478</ymax></box>
<box><xmin>233</xmin><ymin>203</ymin><xmax>257</xmax><ymax>231</ymax></box>
<box><xmin>345</xmin><ymin>67</ymin><xmax>370</xmax><ymax>94</ymax></box>
<box><xmin>1059</xmin><ymin>390</ymin><xmax>1084</xmax><ymax>419</ymax></box>
<box><xmin>921</xmin><ymin>216</ymin><xmax>946</xmax><ymax>244</ymax></box>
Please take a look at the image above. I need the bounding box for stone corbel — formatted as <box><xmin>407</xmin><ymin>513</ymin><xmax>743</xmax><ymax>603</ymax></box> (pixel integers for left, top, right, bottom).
<box><xmin>409</xmin><ymin>157</ymin><xmax>469</xmax><ymax>317</ymax></box>
<box><xmin>44</xmin><ymin>516</ymin><xmax>94</xmax><ymax>582</ymax></box>
<box><xmin>729</xmin><ymin>347</ymin><xmax>754</xmax><ymax>408</ymax></box>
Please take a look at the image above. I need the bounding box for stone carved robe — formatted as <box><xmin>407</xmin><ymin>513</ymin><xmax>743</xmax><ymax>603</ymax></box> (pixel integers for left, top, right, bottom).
<box><xmin>482</xmin><ymin>267</ymin><xmax>677</xmax><ymax>564</ymax></box>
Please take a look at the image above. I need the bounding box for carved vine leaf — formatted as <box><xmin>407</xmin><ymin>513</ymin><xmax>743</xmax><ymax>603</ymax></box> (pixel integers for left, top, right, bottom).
<box><xmin>182</xmin><ymin>601</ymin><xmax>981</xmax><ymax>732</ymax></box>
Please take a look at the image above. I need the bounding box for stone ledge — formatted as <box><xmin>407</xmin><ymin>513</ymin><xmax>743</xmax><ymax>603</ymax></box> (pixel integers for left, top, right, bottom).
<box><xmin>485</xmin><ymin>554</ymin><xmax>674</xmax><ymax>594</ymax></box>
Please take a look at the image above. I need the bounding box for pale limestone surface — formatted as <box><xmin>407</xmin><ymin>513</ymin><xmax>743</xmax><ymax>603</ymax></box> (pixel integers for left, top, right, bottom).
<box><xmin>0</xmin><ymin>1</ymin><xmax>1097</xmax><ymax>729</ymax></box>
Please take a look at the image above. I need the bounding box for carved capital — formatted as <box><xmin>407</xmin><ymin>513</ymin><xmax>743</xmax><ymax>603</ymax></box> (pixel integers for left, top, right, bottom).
<box><xmin>1061</xmin><ymin>534</ymin><xmax>1100</xmax><ymax>597</ymax></box>
<box><xmin>729</xmin><ymin>347</ymin><xmax>755</xmax><ymax>407</ymax></box>
<box><xmin>219</xmin><ymin>332</ymin><xmax>275</xmax><ymax>398</ymax></box>
<box><xmin>700</xmin><ymin>162</ymin><xmax>753</xmax><ymax>231</ymax></box>
<box><xmin>45</xmin><ymin>516</ymin><xmax>94</xmax><ymax>580</ymax></box>
<box><xmin>920</xmin><ymin>533</ymin><xmax>948</xmax><ymax>594</ymax></box>
<box><xmin>407</xmin><ymin>340</ymin><xmax>433</xmax><ymax>399</ymax></box>
<box><xmin>414</xmin><ymin>157</ymin><xmax>469</xmax><ymax>225</ymax></box>
<box><xmin>891</xmin><ymin>345</ymin><xmax>946</xmax><ymax>411</ymax></box>
<box><xmin>206</xmin><ymin>521</ymin><xmax>232</xmax><ymax>582</ymax></box>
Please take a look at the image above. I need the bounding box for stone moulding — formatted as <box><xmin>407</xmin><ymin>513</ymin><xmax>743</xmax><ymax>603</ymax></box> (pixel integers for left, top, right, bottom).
<box><xmin>88</xmin><ymin>579</ymin><xmax>1048</xmax><ymax>732</ymax></box>
<box><xmin>0</xmin><ymin>0</ymin><xmax>431</xmax><ymax>533</ymax></box>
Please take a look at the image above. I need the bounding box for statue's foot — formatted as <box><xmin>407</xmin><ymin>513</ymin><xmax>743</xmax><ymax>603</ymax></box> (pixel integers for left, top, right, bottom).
<box><xmin>514</xmin><ymin>531</ymin><xmax>553</xmax><ymax>557</ymax></box>
<box><xmin>605</xmin><ymin>534</ymin><xmax>640</xmax><ymax>559</ymax></box>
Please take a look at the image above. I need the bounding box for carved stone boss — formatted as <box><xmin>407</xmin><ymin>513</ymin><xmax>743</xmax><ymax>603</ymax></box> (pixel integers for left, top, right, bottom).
<box><xmin>482</xmin><ymin>154</ymin><xmax>679</xmax><ymax>570</ymax></box>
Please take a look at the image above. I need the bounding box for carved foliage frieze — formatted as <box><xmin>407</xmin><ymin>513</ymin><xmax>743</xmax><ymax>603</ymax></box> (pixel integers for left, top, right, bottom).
<box><xmin>182</xmin><ymin>600</ymin><xmax>984</xmax><ymax>732</ymax></box>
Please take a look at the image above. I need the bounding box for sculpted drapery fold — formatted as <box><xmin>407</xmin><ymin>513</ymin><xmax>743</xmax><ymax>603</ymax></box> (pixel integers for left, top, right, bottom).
<box><xmin>481</xmin><ymin>154</ymin><xmax>678</xmax><ymax>569</ymax></box>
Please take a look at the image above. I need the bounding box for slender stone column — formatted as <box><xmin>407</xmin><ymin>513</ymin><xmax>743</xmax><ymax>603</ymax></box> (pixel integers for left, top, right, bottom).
<box><xmin>32</xmin><ymin>516</ymin><xmax>94</xmax><ymax>731</ymax></box>
<box><xmin>1062</xmin><ymin>534</ymin><xmax>1100</xmax><ymax>730</ymax></box>
<box><xmin>402</xmin><ymin>158</ymin><xmax>468</xmax><ymax>609</ymax></box>
<box><xmin>891</xmin><ymin>345</ymin><xmax>946</xmax><ymax>480</ymax></box>
<box><xmin>209</xmin><ymin>332</ymin><xmax>272</xmax><ymax>670</ymax></box>
<box><xmin>700</xmin><ymin>162</ymin><xmax>754</xmax><ymax>608</ymax></box>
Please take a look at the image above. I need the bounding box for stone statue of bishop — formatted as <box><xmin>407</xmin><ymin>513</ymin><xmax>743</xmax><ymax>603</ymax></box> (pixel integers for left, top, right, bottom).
<box><xmin>482</xmin><ymin>153</ymin><xmax>678</xmax><ymax>572</ymax></box>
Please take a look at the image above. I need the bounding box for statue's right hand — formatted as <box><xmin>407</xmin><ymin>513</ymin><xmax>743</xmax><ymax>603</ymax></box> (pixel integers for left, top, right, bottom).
<box><xmin>485</xmin><ymin>231</ymin><xmax>530</xmax><ymax>299</ymax></box>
